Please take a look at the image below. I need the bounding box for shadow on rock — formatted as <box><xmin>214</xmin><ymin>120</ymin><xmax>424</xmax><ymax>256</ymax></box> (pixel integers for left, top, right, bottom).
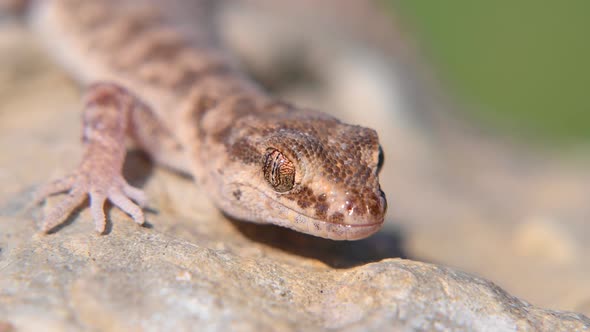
<box><xmin>123</xmin><ymin>150</ymin><xmax>154</xmax><ymax>188</ymax></box>
<box><xmin>229</xmin><ymin>216</ymin><xmax>407</xmax><ymax>268</ymax></box>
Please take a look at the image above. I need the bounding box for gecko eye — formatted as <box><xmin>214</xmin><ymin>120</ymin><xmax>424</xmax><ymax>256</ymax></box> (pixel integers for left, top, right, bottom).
<box><xmin>263</xmin><ymin>148</ymin><xmax>295</xmax><ymax>192</ymax></box>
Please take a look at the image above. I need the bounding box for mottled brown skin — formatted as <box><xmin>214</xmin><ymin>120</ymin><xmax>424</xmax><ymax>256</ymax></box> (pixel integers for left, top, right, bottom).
<box><xmin>26</xmin><ymin>0</ymin><xmax>387</xmax><ymax>240</ymax></box>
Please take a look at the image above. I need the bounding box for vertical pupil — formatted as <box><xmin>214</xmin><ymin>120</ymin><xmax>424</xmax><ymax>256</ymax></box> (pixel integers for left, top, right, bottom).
<box><xmin>271</xmin><ymin>152</ymin><xmax>282</xmax><ymax>185</ymax></box>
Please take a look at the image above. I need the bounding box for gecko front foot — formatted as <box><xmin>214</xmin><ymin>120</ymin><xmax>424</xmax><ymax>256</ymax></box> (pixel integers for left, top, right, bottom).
<box><xmin>33</xmin><ymin>171</ymin><xmax>147</xmax><ymax>234</ymax></box>
<box><xmin>33</xmin><ymin>82</ymin><xmax>148</xmax><ymax>234</ymax></box>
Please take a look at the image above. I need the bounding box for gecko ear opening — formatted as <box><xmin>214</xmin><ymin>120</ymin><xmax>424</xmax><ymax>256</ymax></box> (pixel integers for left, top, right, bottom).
<box><xmin>263</xmin><ymin>148</ymin><xmax>296</xmax><ymax>192</ymax></box>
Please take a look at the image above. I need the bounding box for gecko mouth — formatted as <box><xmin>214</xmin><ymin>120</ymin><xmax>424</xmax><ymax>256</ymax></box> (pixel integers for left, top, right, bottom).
<box><xmin>236</xmin><ymin>183</ymin><xmax>384</xmax><ymax>240</ymax></box>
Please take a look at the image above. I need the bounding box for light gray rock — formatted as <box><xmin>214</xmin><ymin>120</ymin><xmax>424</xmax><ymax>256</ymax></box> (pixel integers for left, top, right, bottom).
<box><xmin>1</xmin><ymin>214</ymin><xmax>589</xmax><ymax>331</ymax></box>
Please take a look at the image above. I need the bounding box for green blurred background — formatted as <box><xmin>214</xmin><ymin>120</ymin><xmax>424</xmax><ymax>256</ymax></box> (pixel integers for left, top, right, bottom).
<box><xmin>387</xmin><ymin>1</ymin><xmax>590</xmax><ymax>145</ymax></box>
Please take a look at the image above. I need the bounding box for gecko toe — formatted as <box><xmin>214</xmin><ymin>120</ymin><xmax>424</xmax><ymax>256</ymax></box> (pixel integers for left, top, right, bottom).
<box><xmin>41</xmin><ymin>190</ymin><xmax>87</xmax><ymax>233</ymax></box>
<box><xmin>121</xmin><ymin>181</ymin><xmax>148</xmax><ymax>208</ymax></box>
<box><xmin>109</xmin><ymin>190</ymin><xmax>145</xmax><ymax>225</ymax></box>
<box><xmin>90</xmin><ymin>192</ymin><xmax>107</xmax><ymax>233</ymax></box>
<box><xmin>32</xmin><ymin>175</ymin><xmax>76</xmax><ymax>206</ymax></box>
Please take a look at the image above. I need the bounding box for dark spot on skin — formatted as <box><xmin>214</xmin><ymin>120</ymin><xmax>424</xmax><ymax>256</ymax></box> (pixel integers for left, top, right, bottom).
<box><xmin>82</xmin><ymin>84</ymin><xmax>133</xmax><ymax>142</ymax></box>
<box><xmin>368</xmin><ymin>202</ymin><xmax>380</xmax><ymax>216</ymax></box>
<box><xmin>229</xmin><ymin>139</ymin><xmax>261</xmax><ymax>165</ymax></box>
<box><xmin>194</xmin><ymin>94</ymin><xmax>218</xmax><ymax>138</ymax></box>
<box><xmin>297</xmin><ymin>199</ymin><xmax>311</xmax><ymax>209</ymax></box>
<box><xmin>173</xmin><ymin>65</ymin><xmax>233</xmax><ymax>91</ymax></box>
<box><xmin>368</xmin><ymin>193</ymin><xmax>383</xmax><ymax>216</ymax></box>
<box><xmin>233</xmin><ymin>97</ymin><xmax>257</xmax><ymax>117</ymax></box>
<box><xmin>233</xmin><ymin>189</ymin><xmax>242</xmax><ymax>201</ymax></box>
<box><xmin>212</xmin><ymin>126</ymin><xmax>232</xmax><ymax>144</ymax></box>
<box><xmin>318</xmin><ymin>193</ymin><xmax>327</xmax><ymax>202</ymax></box>
<box><xmin>141</xmin><ymin>40</ymin><xmax>184</xmax><ymax>66</ymax></box>
<box><xmin>328</xmin><ymin>212</ymin><xmax>344</xmax><ymax>224</ymax></box>
<box><xmin>314</xmin><ymin>202</ymin><xmax>329</xmax><ymax>220</ymax></box>
<box><xmin>313</xmin><ymin>222</ymin><xmax>320</xmax><ymax>231</ymax></box>
<box><xmin>199</xmin><ymin>95</ymin><xmax>217</xmax><ymax>113</ymax></box>
<box><xmin>217</xmin><ymin>168</ymin><xmax>224</xmax><ymax>175</ymax></box>
<box><xmin>212</xmin><ymin>97</ymin><xmax>257</xmax><ymax>143</ymax></box>
<box><xmin>283</xmin><ymin>186</ymin><xmax>314</xmax><ymax>203</ymax></box>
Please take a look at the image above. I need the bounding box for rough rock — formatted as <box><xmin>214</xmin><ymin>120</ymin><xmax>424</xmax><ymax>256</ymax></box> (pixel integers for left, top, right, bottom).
<box><xmin>1</xmin><ymin>216</ymin><xmax>589</xmax><ymax>331</ymax></box>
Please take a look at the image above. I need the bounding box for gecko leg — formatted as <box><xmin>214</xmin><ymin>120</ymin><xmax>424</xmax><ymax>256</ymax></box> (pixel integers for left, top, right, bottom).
<box><xmin>34</xmin><ymin>82</ymin><xmax>148</xmax><ymax>234</ymax></box>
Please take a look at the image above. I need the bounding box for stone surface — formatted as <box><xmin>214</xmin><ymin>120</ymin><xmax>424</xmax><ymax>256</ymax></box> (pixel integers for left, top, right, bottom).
<box><xmin>2</xmin><ymin>1</ymin><xmax>590</xmax><ymax>331</ymax></box>
<box><xmin>2</xmin><ymin>216</ymin><xmax>589</xmax><ymax>331</ymax></box>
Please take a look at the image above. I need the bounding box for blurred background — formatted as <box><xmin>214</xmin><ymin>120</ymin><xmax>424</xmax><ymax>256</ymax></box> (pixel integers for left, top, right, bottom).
<box><xmin>390</xmin><ymin>0</ymin><xmax>590</xmax><ymax>146</ymax></box>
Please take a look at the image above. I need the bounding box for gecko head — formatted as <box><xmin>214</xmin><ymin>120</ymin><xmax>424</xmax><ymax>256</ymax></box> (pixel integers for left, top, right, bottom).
<box><xmin>211</xmin><ymin>102</ymin><xmax>387</xmax><ymax>240</ymax></box>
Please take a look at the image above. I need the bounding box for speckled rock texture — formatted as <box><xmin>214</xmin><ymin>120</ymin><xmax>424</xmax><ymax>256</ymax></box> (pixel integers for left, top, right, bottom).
<box><xmin>2</xmin><ymin>1</ymin><xmax>590</xmax><ymax>331</ymax></box>
<box><xmin>2</xmin><ymin>218</ymin><xmax>589</xmax><ymax>331</ymax></box>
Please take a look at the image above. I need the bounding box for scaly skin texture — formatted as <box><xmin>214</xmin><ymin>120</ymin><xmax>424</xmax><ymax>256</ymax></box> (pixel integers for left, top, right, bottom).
<box><xmin>27</xmin><ymin>0</ymin><xmax>387</xmax><ymax>240</ymax></box>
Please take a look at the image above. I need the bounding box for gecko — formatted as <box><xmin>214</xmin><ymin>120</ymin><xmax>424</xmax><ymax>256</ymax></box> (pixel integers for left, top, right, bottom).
<box><xmin>9</xmin><ymin>0</ymin><xmax>387</xmax><ymax>240</ymax></box>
